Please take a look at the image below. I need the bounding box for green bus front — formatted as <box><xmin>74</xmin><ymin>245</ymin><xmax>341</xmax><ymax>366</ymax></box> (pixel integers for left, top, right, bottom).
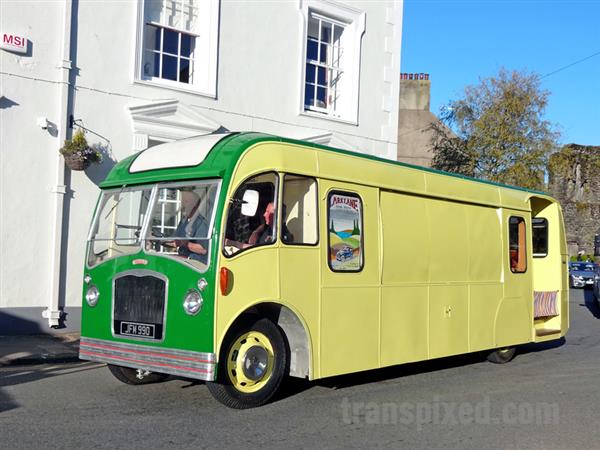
<box><xmin>79</xmin><ymin>178</ymin><xmax>224</xmax><ymax>381</ymax></box>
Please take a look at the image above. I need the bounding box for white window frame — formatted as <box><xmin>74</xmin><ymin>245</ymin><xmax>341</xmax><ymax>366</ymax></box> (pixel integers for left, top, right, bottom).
<box><xmin>299</xmin><ymin>0</ymin><xmax>365</xmax><ymax>125</ymax></box>
<box><xmin>152</xmin><ymin>187</ymin><xmax>182</xmax><ymax>252</ymax></box>
<box><xmin>133</xmin><ymin>0</ymin><xmax>220</xmax><ymax>97</ymax></box>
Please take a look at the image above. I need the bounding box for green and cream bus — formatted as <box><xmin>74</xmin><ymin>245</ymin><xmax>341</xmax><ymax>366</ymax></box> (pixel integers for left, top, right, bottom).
<box><xmin>80</xmin><ymin>132</ymin><xmax>568</xmax><ymax>409</ymax></box>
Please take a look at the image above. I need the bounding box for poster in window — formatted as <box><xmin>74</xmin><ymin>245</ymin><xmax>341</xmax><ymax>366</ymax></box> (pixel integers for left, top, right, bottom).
<box><xmin>329</xmin><ymin>193</ymin><xmax>362</xmax><ymax>271</ymax></box>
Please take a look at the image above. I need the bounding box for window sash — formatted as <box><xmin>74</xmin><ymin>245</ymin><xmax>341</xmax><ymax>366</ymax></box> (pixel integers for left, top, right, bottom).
<box><xmin>143</xmin><ymin>23</ymin><xmax>196</xmax><ymax>84</ymax></box>
<box><xmin>147</xmin><ymin>20</ymin><xmax>200</xmax><ymax>37</ymax></box>
<box><xmin>305</xmin><ymin>13</ymin><xmax>346</xmax><ymax>115</ymax></box>
<box><xmin>151</xmin><ymin>0</ymin><xmax>199</xmax><ymax>33</ymax></box>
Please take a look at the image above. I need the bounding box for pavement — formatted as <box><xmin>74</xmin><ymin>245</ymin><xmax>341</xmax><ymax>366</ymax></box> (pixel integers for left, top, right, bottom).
<box><xmin>0</xmin><ymin>332</ymin><xmax>80</xmax><ymax>366</ymax></box>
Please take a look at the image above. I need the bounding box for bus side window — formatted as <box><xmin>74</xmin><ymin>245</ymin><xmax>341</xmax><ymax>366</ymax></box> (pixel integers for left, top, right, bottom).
<box><xmin>509</xmin><ymin>216</ymin><xmax>527</xmax><ymax>273</ymax></box>
<box><xmin>223</xmin><ymin>172</ymin><xmax>279</xmax><ymax>256</ymax></box>
<box><xmin>282</xmin><ymin>175</ymin><xmax>318</xmax><ymax>245</ymax></box>
<box><xmin>532</xmin><ymin>217</ymin><xmax>548</xmax><ymax>257</ymax></box>
<box><xmin>327</xmin><ymin>191</ymin><xmax>364</xmax><ymax>272</ymax></box>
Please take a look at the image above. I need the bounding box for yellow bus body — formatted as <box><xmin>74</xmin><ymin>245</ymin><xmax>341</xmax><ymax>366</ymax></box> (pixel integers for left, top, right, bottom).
<box><xmin>215</xmin><ymin>141</ymin><xmax>568</xmax><ymax>380</ymax></box>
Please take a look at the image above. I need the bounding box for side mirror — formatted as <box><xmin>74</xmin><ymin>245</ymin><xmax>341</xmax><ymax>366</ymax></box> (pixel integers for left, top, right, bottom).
<box><xmin>241</xmin><ymin>189</ymin><xmax>259</xmax><ymax>217</ymax></box>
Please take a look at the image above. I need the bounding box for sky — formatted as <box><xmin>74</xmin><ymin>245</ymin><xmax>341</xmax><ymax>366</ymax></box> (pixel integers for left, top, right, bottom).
<box><xmin>401</xmin><ymin>0</ymin><xmax>600</xmax><ymax>146</ymax></box>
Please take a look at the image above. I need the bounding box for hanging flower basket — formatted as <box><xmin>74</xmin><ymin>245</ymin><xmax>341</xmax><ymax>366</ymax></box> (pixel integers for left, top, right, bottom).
<box><xmin>64</xmin><ymin>152</ymin><xmax>92</xmax><ymax>171</ymax></box>
<box><xmin>59</xmin><ymin>129</ymin><xmax>102</xmax><ymax>171</ymax></box>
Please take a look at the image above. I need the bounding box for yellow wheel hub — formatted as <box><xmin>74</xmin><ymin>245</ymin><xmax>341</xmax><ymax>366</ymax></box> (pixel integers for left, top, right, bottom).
<box><xmin>226</xmin><ymin>331</ymin><xmax>274</xmax><ymax>393</ymax></box>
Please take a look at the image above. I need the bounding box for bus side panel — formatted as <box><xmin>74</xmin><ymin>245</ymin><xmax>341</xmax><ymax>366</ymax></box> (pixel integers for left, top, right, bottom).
<box><xmin>319</xmin><ymin>181</ymin><xmax>380</xmax><ymax>379</ymax></box>
<box><xmin>380</xmin><ymin>191</ymin><xmax>430</xmax><ymax>284</ymax></box>
<box><xmin>429</xmin><ymin>285</ymin><xmax>469</xmax><ymax>358</ymax></box>
<box><xmin>380</xmin><ymin>286</ymin><xmax>429</xmax><ymax>366</ymax></box>
<box><xmin>320</xmin><ymin>287</ymin><xmax>380</xmax><ymax>377</ymax></box>
<box><xmin>496</xmin><ymin>209</ymin><xmax>533</xmax><ymax>347</ymax></box>
<box><xmin>495</xmin><ymin>297</ymin><xmax>531</xmax><ymax>347</ymax></box>
<box><xmin>215</xmin><ymin>247</ymin><xmax>280</xmax><ymax>341</ymax></box>
<box><xmin>469</xmin><ymin>284</ymin><xmax>503</xmax><ymax>352</ymax></box>
<box><xmin>215</xmin><ymin>142</ymin><xmax>320</xmax><ymax>366</ymax></box>
<box><xmin>530</xmin><ymin>200</ymin><xmax>569</xmax><ymax>339</ymax></box>
<box><xmin>380</xmin><ymin>191</ymin><xmax>504</xmax><ymax>363</ymax></box>
<box><xmin>466</xmin><ymin>204</ymin><xmax>504</xmax><ymax>352</ymax></box>
<box><xmin>426</xmin><ymin>197</ymin><xmax>470</xmax><ymax>358</ymax></box>
<box><xmin>279</xmin><ymin>246</ymin><xmax>320</xmax><ymax>378</ymax></box>
<box><xmin>379</xmin><ymin>191</ymin><xmax>430</xmax><ymax>366</ymax></box>
<box><xmin>559</xmin><ymin>207</ymin><xmax>569</xmax><ymax>336</ymax></box>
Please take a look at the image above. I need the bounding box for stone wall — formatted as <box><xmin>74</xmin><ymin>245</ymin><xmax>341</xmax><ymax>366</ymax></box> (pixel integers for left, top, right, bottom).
<box><xmin>548</xmin><ymin>144</ymin><xmax>600</xmax><ymax>257</ymax></box>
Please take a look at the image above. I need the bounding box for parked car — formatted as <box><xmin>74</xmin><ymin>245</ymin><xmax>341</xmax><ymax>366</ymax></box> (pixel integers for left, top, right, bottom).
<box><xmin>569</xmin><ymin>262</ymin><xmax>599</xmax><ymax>288</ymax></box>
<box><xmin>594</xmin><ymin>269</ymin><xmax>600</xmax><ymax>301</ymax></box>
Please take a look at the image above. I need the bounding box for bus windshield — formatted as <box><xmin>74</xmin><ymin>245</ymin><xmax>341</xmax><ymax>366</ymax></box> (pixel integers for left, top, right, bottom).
<box><xmin>87</xmin><ymin>180</ymin><xmax>220</xmax><ymax>272</ymax></box>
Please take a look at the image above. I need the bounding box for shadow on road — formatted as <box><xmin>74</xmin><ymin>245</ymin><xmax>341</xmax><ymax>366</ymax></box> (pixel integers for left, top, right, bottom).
<box><xmin>276</xmin><ymin>339</ymin><xmax>568</xmax><ymax>402</ymax></box>
<box><xmin>519</xmin><ymin>337</ymin><xmax>566</xmax><ymax>355</ymax></box>
<box><xmin>578</xmin><ymin>288</ymin><xmax>600</xmax><ymax>319</ymax></box>
<box><xmin>0</xmin><ymin>388</ymin><xmax>19</xmax><ymax>414</ymax></box>
<box><xmin>0</xmin><ymin>362</ymin><xmax>101</xmax><ymax>389</ymax></box>
<box><xmin>0</xmin><ymin>362</ymin><xmax>101</xmax><ymax>414</ymax></box>
<box><xmin>307</xmin><ymin>351</ymin><xmax>485</xmax><ymax>393</ymax></box>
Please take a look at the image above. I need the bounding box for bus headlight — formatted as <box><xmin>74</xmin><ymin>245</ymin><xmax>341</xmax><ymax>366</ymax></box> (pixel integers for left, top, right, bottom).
<box><xmin>85</xmin><ymin>285</ymin><xmax>100</xmax><ymax>307</ymax></box>
<box><xmin>183</xmin><ymin>289</ymin><xmax>203</xmax><ymax>316</ymax></box>
<box><xmin>197</xmin><ymin>278</ymin><xmax>208</xmax><ymax>291</ymax></box>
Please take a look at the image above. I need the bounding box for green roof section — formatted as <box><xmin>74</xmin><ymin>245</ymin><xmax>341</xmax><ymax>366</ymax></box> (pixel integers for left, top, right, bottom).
<box><xmin>100</xmin><ymin>131</ymin><xmax>549</xmax><ymax>198</ymax></box>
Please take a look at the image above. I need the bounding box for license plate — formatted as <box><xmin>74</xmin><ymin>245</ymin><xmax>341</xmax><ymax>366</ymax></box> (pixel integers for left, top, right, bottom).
<box><xmin>119</xmin><ymin>321</ymin><xmax>156</xmax><ymax>338</ymax></box>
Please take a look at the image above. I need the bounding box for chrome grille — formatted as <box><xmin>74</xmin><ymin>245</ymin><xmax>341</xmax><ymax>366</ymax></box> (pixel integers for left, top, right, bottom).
<box><xmin>113</xmin><ymin>272</ymin><xmax>166</xmax><ymax>340</ymax></box>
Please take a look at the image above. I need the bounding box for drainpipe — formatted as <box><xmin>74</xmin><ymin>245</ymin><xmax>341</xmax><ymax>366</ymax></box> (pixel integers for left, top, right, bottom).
<box><xmin>43</xmin><ymin>0</ymin><xmax>73</xmax><ymax>327</ymax></box>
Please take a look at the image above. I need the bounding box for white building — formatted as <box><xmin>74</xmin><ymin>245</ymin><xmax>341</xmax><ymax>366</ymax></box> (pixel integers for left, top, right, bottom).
<box><xmin>0</xmin><ymin>0</ymin><xmax>403</xmax><ymax>334</ymax></box>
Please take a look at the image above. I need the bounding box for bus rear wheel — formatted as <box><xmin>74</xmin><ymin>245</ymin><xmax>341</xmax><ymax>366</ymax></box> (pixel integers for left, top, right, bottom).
<box><xmin>486</xmin><ymin>347</ymin><xmax>516</xmax><ymax>364</ymax></box>
<box><xmin>207</xmin><ymin>318</ymin><xmax>287</xmax><ymax>409</ymax></box>
<box><xmin>107</xmin><ymin>364</ymin><xmax>168</xmax><ymax>385</ymax></box>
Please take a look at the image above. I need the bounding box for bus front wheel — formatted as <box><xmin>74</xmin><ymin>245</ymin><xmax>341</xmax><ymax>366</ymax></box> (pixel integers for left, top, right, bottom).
<box><xmin>486</xmin><ymin>347</ymin><xmax>516</xmax><ymax>364</ymax></box>
<box><xmin>207</xmin><ymin>318</ymin><xmax>287</xmax><ymax>409</ymax></box>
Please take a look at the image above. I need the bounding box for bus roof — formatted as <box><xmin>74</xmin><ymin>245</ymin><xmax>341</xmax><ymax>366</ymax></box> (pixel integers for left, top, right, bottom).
<box><xmin>100</xmin><ymin>131</ymin><xmax>550</xmax><ymax>200</ymax></box>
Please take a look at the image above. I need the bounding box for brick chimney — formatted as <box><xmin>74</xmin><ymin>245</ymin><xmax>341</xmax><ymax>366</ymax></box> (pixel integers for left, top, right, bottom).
<box><xmin>399</xmin><ymin>73</ymin><xmax>430</xmax><ymax>111</ymax></box>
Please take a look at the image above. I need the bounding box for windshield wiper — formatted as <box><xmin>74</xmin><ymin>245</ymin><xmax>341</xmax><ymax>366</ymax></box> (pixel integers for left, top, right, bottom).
<box><xmin>104</xmin><ymin>186</ymin><xmax>126</xmax><ymax>220</ymax></box>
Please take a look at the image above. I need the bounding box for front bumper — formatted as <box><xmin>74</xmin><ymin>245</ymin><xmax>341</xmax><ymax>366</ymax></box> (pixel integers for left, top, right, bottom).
<box><xmin>79</xmin><ymin>337</ymin><xmax>216</xmax><ymax>381</ymax></box>
<box><xmin>571</xmin><ymin>278</ymin><xmax>593</xmax><ymax>288</ymax></box>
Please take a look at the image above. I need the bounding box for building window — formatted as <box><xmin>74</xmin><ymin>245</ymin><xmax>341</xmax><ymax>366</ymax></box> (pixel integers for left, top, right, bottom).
<box><xmin>327</xmin><ymin>191</ymin><xmax>363</xmax><ymax>272</ymax></box>
<box><xmin>136</xmin><ymin>0</ymin><xmax>219</xmax><ymax>96</ymax></box>
<box><xmin>305</xmin><ymin>15</ymin><xmax>344</xmax><ymax>114</ymax></box>
<box><xmin>509</xmin><ymin>216</ymin><xmax>527</xmax><ymax>273</ymax></box>
<box><xmin>301</xmin><ymin>2</ymin><xmax>365</xmax><ymax>123</ymax></box>
<box><xmin>151</xmin><ymin>187</ymin><xmax>182</xmax><ymax>243</ymax></box>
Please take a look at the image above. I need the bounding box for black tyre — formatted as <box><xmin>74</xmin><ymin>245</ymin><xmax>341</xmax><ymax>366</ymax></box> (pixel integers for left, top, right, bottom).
<box><xmin>486</xmin><ymin>347</ymin><xmax>516</xmax><ymax>364</ymax></box>
<box><xmin>207</xmin><ymin>318</ymin><xmax>287</xmax><ymax>409</ymax></box>
<box><xmin>107</xmin><ymin>364</ymin><xmax>168</xmax><ymax>385</ymax></box>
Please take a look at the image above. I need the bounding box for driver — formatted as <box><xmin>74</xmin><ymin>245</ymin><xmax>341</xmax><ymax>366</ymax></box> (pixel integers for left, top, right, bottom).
<box><xmin>225</xmin><ymin>201</ymin><xmax>295</xmax><ymax>251</ymax></box>
<box><xmin>173</xmin><ymin>190</ymin><xmax>209</xmax><ymax>263</ymax></box>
